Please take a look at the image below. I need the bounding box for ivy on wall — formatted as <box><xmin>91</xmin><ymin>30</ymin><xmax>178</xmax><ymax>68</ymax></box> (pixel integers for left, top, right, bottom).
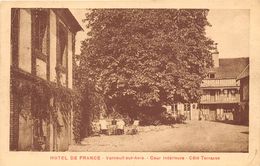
<box><xmin>11</xmin><ymin>67</ymin><xmax>82</xmax><ymax>144</ymax></box>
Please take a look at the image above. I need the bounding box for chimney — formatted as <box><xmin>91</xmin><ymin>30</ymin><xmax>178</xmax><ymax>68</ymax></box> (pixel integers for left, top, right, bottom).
<box><xmin>212</xmin><ymin>43</ymin><xmax>219</xmax><ymax>68</ymax></box>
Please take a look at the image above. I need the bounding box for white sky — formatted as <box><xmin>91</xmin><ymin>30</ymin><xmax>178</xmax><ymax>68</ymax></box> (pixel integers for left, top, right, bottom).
<box><xmin>70</xmin><ymin>9</ymin><xmax>89</xmax><ymax>55</ymax></box>
<box><xmin>70</xmin><ymin>9</ymin><xmax>250</xmax><ymax>58</ymax></box>
<box><xmin>206</xmin><ymin>9</ymin><xmax>249</xmax><ymax>58</ymax></box>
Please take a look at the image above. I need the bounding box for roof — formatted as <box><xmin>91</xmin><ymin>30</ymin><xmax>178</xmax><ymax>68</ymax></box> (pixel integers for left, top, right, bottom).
<box><xmin>237</xmin><ymin>64</ymin><xmax>249</xmax><ymax>80</ymax></box>
<box><xmin>53</xmin><ymin>9</ymin><xmax>83</xmax><ymax>33</ymax></box>
<box><xmin>208</xmin><ymin>57</ymin><xmax>249</xmax><ymax>79</ymax></box>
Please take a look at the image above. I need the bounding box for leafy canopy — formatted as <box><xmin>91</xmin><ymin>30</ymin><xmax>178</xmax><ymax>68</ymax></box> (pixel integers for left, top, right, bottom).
<box><xmin>77</xmin><ymin>9</ymin><xmax>215</xmax><ymax>108</ymax></box>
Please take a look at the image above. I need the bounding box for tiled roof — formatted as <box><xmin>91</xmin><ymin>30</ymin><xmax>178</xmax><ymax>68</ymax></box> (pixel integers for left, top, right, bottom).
<box><xmin>237</xmin><ymin>64</ymin><xmax>249</xmax><ymax>80</ymax></box>
<box><xmin>208</xmin><ymin>57</ymin><xmax>249</xmax><ymax>79</ymax></box>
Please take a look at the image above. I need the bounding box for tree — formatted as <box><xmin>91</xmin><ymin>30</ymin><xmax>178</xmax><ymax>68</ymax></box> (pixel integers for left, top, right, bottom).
<box><xmin>77</xmin><ymin>9</ymin><xmax>216</xmax><ymax>117</ymax></box>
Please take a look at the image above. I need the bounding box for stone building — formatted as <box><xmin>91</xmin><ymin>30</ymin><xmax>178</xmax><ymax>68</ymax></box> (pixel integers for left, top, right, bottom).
<box><xmin>10</xmin><ymin>8</ymin><xmax>82</xmax><ymax>151</ymax></box>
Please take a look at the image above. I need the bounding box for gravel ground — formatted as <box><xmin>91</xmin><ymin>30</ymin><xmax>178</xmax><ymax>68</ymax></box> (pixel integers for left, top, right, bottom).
<box><xmin>68</xmin><ymin>120</ymin><xmax>248</xmax><ymax>152</ymax></box>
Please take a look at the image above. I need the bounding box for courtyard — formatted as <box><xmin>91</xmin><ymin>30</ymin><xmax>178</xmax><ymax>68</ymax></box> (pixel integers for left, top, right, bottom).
<box><xmin>69</xmin><ymin>120</ymin><xmax>248</xmax><ymax>152</ymax></box>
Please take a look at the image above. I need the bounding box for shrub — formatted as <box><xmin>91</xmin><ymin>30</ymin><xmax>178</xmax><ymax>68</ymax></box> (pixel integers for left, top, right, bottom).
<box><xmin>160</xmin><ymin>111</ymin><xmax>177</xmax><ymax>125</ymax></box>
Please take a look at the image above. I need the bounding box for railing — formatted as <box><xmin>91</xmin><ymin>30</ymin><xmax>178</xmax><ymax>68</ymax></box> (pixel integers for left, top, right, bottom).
<box><xmin>200</xmin><ymin>95</ymin><xmax>240</xmax><ymax>104</ymax></box>
<box><xmin>201</xmin><ymin>79</ymin><xmax>239</xmax><ymax>87</ymax></box>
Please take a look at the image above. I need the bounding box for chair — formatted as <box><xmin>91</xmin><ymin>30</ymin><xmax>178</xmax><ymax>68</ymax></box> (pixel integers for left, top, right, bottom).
<box><xmin>116</xmin><ymin>119</ymin><xmax>125</xmax><ymax>135</ymax></box>
<box><xmin>127</xmin><ymin>120</ymin><xmax>139</xmax><ymax>135</ymax></box>
<box><xmin>91</xmin><ymin>121</ymin><xmax>101</xmax><ymax>136</ymax></box>
<box><xmin>99</xmin><ymin>119</ymin><xmax>108</xmax><ymax>135</ymax></box>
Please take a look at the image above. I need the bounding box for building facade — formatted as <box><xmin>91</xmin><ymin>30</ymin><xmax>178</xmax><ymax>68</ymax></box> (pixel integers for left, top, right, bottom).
<box><xmin>165</xmin><ymin>56</ymin><xmax>249</xmax><ymax>123</ymax></box>
<box><xmin>170</xmin><ymin>103</ymin><xmax>199</xmax><ymax>120</ymax></box>
<box><xmin>236</xmin><ymin>64</ymin><xmax>249</xmax><ymax>125</ymax></box>
<box><xmin>198</xmin><ymin>57</ymin><xmax>249</xmax><ymax>122</ymax></box>
<box><xmin>10</xmin><ymin>8</ymin><xmax>82</xmax><ymax>151</ymax></box>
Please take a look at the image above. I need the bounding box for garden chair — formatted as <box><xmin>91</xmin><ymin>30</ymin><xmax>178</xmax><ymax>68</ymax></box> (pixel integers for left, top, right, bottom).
<box><xmin>99</xmin><ymin>119</ymin><xmax>108</xmax><ymax>135</ymax></box>
<box><xmin>116</xmin><ymin>119</ymin><xmax>125</xmax><ymax>135</ymax></box>
<box><xmin>126</xmin><ymin>120</ymin><xmax>139</xmax><ymax>135</ymax></box>
<box><xmin>91</xmin><ymin>122</ymin><xmax>101</xmax><ymax>136</ymax></box>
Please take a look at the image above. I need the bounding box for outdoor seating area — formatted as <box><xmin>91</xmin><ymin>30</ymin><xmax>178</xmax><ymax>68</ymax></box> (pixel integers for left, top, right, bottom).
<box><xmin>91</xmin><ymin>119</ymin><xmax>140</xmax><ymax>136</ymax></box>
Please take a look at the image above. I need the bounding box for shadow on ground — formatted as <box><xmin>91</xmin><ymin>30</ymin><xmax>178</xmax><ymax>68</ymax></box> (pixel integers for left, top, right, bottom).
<box><xmin>215</xmin><ymin>120</ymin><xmax>249</xmax><ymax>126</ymax></box>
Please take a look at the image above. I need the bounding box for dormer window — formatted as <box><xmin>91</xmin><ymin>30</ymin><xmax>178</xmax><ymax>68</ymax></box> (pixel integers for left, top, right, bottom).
<box><xmin>209</xmin><ymin>73</ymin><xmax>215</xmax><ymax>79</ymax></box>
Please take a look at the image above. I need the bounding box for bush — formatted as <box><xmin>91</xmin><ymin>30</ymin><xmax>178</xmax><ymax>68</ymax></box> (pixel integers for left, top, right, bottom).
<box><xmin>138</xmin><ymin>109</ymin><xmax>187</xmax><ymax>126</ymax></box>
<box><xmin>160</xmin><ymin>111</ymin><xmax>177</xmax><ymax>125</ymax></box>
<box><xmin>139</xmin><ymin>114</ymin><xmax>161</xmax><ymax>126</ymax></box>
<box><xmin>176</xmin><ymin>114</ymin><xmax>187</xmax><ymax>124</ymax></box>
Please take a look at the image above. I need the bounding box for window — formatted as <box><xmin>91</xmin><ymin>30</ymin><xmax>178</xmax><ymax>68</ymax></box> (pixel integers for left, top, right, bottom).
<box><xmin>32</xmin><ymin>9</ymin><xmax>49</xmax><ymax>79</ymax></box>
<box><xmin>210</xmin><ymin>90</ymin><xmax>215</xmax><ymax>101</ymax></box>
<box><xmin>209</xmin><ymin>73</ymin><xmax>215</xmax><ymax>79</ymax></box>
<box><xmin>172</xmin><ymin>104</ymin><xmax>178</xmax><ymax>112</ymax></box>
<box><xmin>32</xmin><ymin>9</ymin><xmax>49</xmax><ymax>58</ymax></box>
<box><xmin>184</xmin><ymin>104</ymin><xmax>190</xmax><ymax>111</ymax></box>
<box><xmin>224</xmin><ymin>109</ymin><xmax>232</xmax><ymax>113</ymax></box>
<box><xmin>57</xmin><ymin>22</ymin><xmax>68</xmax><ymax>68</ymax></box>
<box><xmin>56</xmin><ymin>21</ymin><xmax>68</xmax><ymax>86</ymax></box>
<box><xmin>230</xmin><ymin>89</ymin><xmax>236</xmax><ymax>98</ymax></box>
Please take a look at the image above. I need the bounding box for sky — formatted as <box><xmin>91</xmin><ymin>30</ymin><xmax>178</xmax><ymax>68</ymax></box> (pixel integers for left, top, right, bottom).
<box><xmin>70</xmin><ymin>9</ymin><xmax>89</xmax><ymax>55</ymax></box>
<box><xmin>206</xmin><ymin>9</ymin><xmax>249</xmax><ymax>58</ymax></box>
<box><xmin>70</xmin><ymin>9</ymin><xmax>250</xmax><ymax>58</ymax></box>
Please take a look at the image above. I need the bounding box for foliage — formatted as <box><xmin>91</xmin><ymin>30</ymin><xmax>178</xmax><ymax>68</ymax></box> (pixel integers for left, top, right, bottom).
<box><xmin>73</xmin><ymin>54</ymin><xmax>105</xmax><ymax>138</ymax></box>
<box><xmin>160</xmin><ymin>111</ymin><xmax>187</xmax><ymax>124</ymax></box>
<box><xmin>72</xmin><ymin>100</ymin><xmax>82</xmax><ymax>143</ymax></box>
<box><xmin>11</xmin><ymin>67</ymin><xmax>82</xmax><ymax>143</ymax></box>
<box><xmin>138</xmin><ymin>108</ymin><xmax>187</xmax><ymax>126</ymax></box>
<box><xmin>78</xmin><ymin>9</ymin><xmax>216</xmax><ymax>119</ymax></box>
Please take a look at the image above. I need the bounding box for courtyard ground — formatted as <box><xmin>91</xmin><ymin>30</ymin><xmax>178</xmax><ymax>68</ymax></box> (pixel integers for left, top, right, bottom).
<box><xmin>68</xmin><ymin>120</ymin><xmax>248</xmax><ymax>152</ymax></box>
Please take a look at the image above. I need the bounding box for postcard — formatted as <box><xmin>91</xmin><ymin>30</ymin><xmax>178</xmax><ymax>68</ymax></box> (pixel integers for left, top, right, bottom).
<box><xmin>0</xmin><ymin>0</ymin><xmax>260</xmax><ymax>166</ymax></box>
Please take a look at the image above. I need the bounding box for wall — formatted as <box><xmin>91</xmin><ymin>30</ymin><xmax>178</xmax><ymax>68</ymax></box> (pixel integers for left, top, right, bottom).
<box><xmin>239</xmin><ymin>77</ymin><xmax>249</xmax><ymax>125</ymax></box>
<box><xmin>49</xmin><ymin>10</ymin><xmax>57</xmax><ymax>82</ymax></box>
<box><xmin>18</xmin><ymin>9</ymin><xmax>31</xmax><ymax>73</ymax></box>
<box><xmin>17</xmin><ymin>9</ymin><xmax>74</xmax><ymax>86</ymax></box>
<box><xmin>10</xmin><ymin>89</ymin><xmax>19</xmax><ymax>150</ymax></box>
<box><xmin>56</xmin><ymin>108</ymin><xmax>71</xmax><ymax>151</ymax></box>
<box><xmin>18</xmin><ymin>95</ymin><xmax>33</xmax><ymax>151</ymax></box>
<box><xmin>11</xmin><ymin>8</ymin><xmax>77</xmax><ymax>151</ymax></box>
<box><xmin>191</xmin><ymin>103</ymin><xmax>199</xmax><ymax>120</ymax></box>
<box><xmin>212</xmin><ymin>52</ymin><xmax>219</xmax><ymax>67</ymax></box>
<box><xmin>36</xmin><ymin>59</ymin><xmax>47</xmax><ymax>79</ymax></box>
<box><xmin>177</xmin><ymin>103</ymin><xmax>184</xmax><ymax>115</ymax></box>
<box><xmin>67</xmin><ymin>32</ymin><xmax>73</xmax><ymax>89</ymax></box>
<box><xmin>241</xmin><ymin>77</ymin><xmax>249</xmax><ymax>101</ymax></box>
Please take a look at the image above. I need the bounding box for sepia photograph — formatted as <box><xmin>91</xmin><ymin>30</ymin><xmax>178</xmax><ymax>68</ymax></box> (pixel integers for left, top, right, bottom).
<box><xmin>9</xmin><ymin>7</ymin><xmax>250</xmax><ymax>153</ymax></box>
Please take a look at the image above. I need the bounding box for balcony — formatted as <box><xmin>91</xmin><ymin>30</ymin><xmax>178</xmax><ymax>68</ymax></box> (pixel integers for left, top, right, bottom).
<box><xmin>201</xmin><ymin>79</ymin><xmax>239</xmax><ymax>88</ymax></box>
<box><xmin>200</xmin><ymin>94</ymin><xmax>240</xmax><ymax>104</ymax></box>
